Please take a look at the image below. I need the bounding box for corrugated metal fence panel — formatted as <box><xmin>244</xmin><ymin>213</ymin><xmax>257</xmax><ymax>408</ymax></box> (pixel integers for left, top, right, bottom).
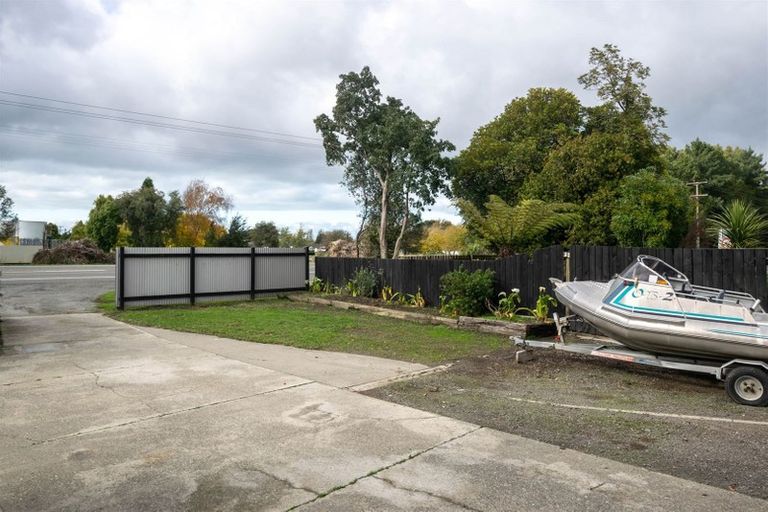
<box><xmin>117</xmin><ymin>246</ymin><xmax>309</xmax><ymax>308</ymax></box>
<box><xmin>123</xmin><ymin>247</ymin><xmax>190</xmax><ymax>307</ymax></box>
<box><xmin>254</xmin><ymin>247</ymin><xmax>307</xmax><ymax>291</ymax></box>
<box><xmin>196</xmin><ymin>247</ymin><xmax>250</xmax><ymax>294</ymax></box>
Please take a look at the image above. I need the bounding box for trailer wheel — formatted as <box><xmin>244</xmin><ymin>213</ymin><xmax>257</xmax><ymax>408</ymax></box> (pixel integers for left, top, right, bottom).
<box><xmin>725</xmin><ymin>366</ymin><xmax>768</xmax><ymax>406</ymax></box>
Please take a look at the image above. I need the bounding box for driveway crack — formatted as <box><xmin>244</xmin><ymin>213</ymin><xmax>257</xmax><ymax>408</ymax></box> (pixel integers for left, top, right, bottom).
<box><xmin>33</xmin><ymin>380</ymin><xmax>314</xmax><ymax>445</ymax></box>
<box><xmin>373</xmin><ymin>475</ymin><xmax>483</xmax><ymax>511</ymax></box>
<box><xmin>285</xmin><ymin>425</ymin><xmax>483</xmax><ymax>511</ymax></box>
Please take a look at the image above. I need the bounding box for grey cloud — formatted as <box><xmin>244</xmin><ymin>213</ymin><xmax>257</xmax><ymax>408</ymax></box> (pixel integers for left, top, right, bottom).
<box><xmin>0</xmin><ymin>0</ymin><xmax>766</xmax><ymax>230</ymax></box>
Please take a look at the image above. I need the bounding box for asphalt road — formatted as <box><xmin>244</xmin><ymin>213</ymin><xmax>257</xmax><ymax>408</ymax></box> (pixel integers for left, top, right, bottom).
<box><xmin>0</xmin><ymin>265</ymin><xmax>115</xmax><ymax>317</ymax></box>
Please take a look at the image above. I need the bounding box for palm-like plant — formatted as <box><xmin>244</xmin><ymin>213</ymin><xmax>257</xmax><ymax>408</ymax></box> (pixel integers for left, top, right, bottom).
<box><xmin>459</xmin><ymin>195</ymin><xmax>579</xmax><ymax>255</ymax></box>
<box><xmin>707</xmin><ymin>200</ymin><xmax>768</xmax><ymax>248</ymax></box>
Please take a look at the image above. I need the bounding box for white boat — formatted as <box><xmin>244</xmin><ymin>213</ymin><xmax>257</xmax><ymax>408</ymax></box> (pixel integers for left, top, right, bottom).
<box><xmin>551</xmin><ymin>255</ymin><xmax>768</xmax><ymax>362</ymax></box>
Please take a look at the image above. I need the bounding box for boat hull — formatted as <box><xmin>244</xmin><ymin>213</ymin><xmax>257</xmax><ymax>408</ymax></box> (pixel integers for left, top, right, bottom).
<box><xmin>554</xmin><ymin>280</ymin><xmax>768</xmax><ymax>362</ymax></box>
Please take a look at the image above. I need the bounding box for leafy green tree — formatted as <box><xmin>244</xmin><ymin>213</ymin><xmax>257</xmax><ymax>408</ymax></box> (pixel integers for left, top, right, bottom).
<box><xmin>86</xmin><ymin>195</ymin><xmax>121</xmax><ymax>251</ymax></box>
<box><xmin>578</xmin><ymin>43</ymin><xmax>668</xmax><ymax>143</ymax></box>
<box><xmin>0</xmin><ymin>185</ymin><xmax>17</xmax><ymax>240</ymax></box>
<box><xmin>666</xmin><ymin>140</ymin><xmax>768</xmax><ymax>211</ymax></box>
<box><xmin>610</xmin><ymin>170</ymin><xmax>691</xmax><ymax>247</ymax></box>
<box><xmin>116</xmin><ymin>178</ymin><xmax>182</xmax><ymax>246</ymax></box>
<box><xmin>213</xmin><ymin>215</ymin><xmax>250</xmax><ymax>247</ymax></box>
<box><xmin>314</xmin><ymin>66</ymin><xmax>454</xmax><ymax>258</ymax></box>
<box><xmin>707</xmin><ymin>200</ymin><xmax>768</xmax><ymax>248</ymax></box>
<box><xmin>69</xmin><ymin>220</ymin><xmax>88</xmax><ymax>240</ymax></box>
<box><xmin>45</xmin><ymin>223</ymin><xmax>61</xmax><ymax>239</ymax></box>
<box><xmin>459</xmin><ymin>195</ymin><xmax>579</xmax><ymax>255</ymax></box>
<box><xmin>250</xmin><ymin>221</ymin><xmax>280</xmax><ymax>247</ymax></box>
<box><xmin>453</xmin><ymin>87</ymin><xmax>583</xmax><ymax>210</ymax></box>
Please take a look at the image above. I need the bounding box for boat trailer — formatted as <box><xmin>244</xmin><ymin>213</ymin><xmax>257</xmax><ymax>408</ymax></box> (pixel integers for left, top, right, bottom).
<box><xmin>512</xmin><ymin>314</ymin><xmax>768</xmax><ymax>407</ymax></box>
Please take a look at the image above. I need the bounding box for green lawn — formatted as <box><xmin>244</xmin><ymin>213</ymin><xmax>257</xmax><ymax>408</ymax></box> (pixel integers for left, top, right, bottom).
<box><xmin>97</xmin><ymin>292</ymin><xmax>508</xmax><ymax>365</ymax></box>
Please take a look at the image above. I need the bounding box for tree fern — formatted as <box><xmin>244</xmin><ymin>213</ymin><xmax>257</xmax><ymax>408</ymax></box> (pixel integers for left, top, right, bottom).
<box><xmin>459</xmin><ymin>195</ymin><xmax>579</xmax><ymax>255</ymax></box>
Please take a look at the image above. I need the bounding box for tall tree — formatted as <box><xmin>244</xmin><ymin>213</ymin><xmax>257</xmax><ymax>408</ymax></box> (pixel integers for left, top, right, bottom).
<box><xmin>453</xmin><ymin>87</ymin><xmax>583</xmax><ymax>209</ymax></box>
<box><xmin>174</xmin><ymin>179</ymin><xmax>233</xmax><ymax>246</ymax></box>
<box><xmin>213</xmin><ymin>215</ymin><xmax>250</xmax><ymax>247</ymax></box>
<box><xmin>578</xmin><ymin>43</ymin><xmax>668</xmax><ymax>144</ymax></box>
<box><xmin>86</xmin><ymin>195</ymin><xmax>121</xmax><ymax>251</ymax></box>
<box><xmin>69</xmin><ymin>220</ymin><xmax>88</xmax><ymax>240</ymax></box>
<box><xmin>250</xmin><ymin>221</ymin><xmax>280</xmax><ymax>247</ymax></box>
<box><xmin>117</xmin><ymin>178</ymin><xmax>182</xmax><ymax>246</ymax></box>
<box><xmin>666</xmin><ymin>140</ymin><xmax>768</xmax><ymax>211</ymax></box>
<box><xmin>610</xmin><ymin>170</ymin><xmax>691</xmax><ymax>247</ymax></box>
<box><xmin>314</xmin><ymin>66</ymin><xmax>454</xmax><ymax>258</ymax></box>
<box><xmin>0</xmin><ymin>185</ymin><xmax>17</xmax><ymax>240</ymax></box>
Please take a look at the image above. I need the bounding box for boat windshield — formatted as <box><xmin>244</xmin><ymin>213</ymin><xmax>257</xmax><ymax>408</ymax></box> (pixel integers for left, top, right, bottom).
<box><xmin>619</xmin><ymin>256</ymin><xmax>690</xmax><ymax>292</ymax></box>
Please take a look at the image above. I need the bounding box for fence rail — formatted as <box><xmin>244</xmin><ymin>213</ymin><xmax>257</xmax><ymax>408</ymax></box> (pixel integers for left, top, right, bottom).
<box><xmin>116</xmin><ymin>246</ymin><xmax>310</xmax><ymax>309</ymax></box>
<box><xmin>316</xmin><ymin>245</ymin><xmax>768</xmax><ymax>310</ymax></box>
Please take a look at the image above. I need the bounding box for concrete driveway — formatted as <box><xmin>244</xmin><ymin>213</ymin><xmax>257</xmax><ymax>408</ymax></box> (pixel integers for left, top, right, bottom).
<box><xmin>2</xmin><ymin>311</ymin><xmax>765</xmax><ymax>511</ymax></box>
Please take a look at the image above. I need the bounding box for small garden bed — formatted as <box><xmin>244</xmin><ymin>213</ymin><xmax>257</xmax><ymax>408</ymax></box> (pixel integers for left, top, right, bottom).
<box><xmin>289</xmin><ymin>293</ymin><xmax>556</xmax><ymax>338</ymax></box>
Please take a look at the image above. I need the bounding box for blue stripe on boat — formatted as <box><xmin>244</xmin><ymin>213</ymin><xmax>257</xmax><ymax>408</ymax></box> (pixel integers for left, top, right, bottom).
<box><xmin>606</xmin><ymin>285</ymin><xmax>745</xmax><ymax>323</ymax></box>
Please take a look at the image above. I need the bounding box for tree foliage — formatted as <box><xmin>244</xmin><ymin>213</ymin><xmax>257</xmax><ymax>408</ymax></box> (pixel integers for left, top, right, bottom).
<box><xmin>314</xmin><ymin>66</ymin><xmax>454</xmax><ymax>258</ymax></box>
<box><xmin>453</xmin><ymin>87</ymin><xmax>582</xmax><ymax>209</ymax></box>
<box><xmin>86</xmin><ymin>195</ymin><xmax>121</xmax><ymax>251</ymax></box>
<box><xmin>707</xmin><ymin>200</ymin><xmax>768</xmax><ymax>248</ymax></box>
<box><xmin>116</xmin><ymin>178</ymin><xmax>182</xmax><ymax>246</ymax></box>
<box><xmin>173</xmin><ymin>179</ymin><xmax>233</xmax><ymax>246</ymax></box>
<box><xmin>578</xmin><ymin>43</ymin><xmax>668</xmax><ymax>144</ymax></box>
<box><xmin>666</xmin><ymin>140</ymin><xmax>768</xmax><ymax>212</ymax></box>
<box><xmin>278</xmin><ymin>225</ymin><xmax>314</xmax><ymax>248</ymax></box>
<box><xmin>420</xmin><ymin>221</ymin><xmax>467</xmax><ymax>254</ymax></box>
<box><xmin>250</xmin><ymin>221</ymin><xmax>280</xmax><ymax>247</ymax></box>
<box><xmin>0</xmin><ymin>185</ymin><xmax>17</xmax><ymax>240</ymax></box>
<box><xmin>212</xmin><ymin>215</ymin><xmax>250</xmax><ymax>247</ymax></box>
<box><xmin>459</xmin><ymin>196</ymin><xmax>579</xmax><ymax>255</ymax></box>
<box><xmin>610</xmin><ymin>170</ymin><xmax>691</xmax><ymax>247</ymax></box>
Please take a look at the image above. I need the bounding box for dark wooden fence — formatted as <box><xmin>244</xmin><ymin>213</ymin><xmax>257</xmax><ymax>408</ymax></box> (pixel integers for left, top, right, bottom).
<box><xmin>316</xmin><ymin>245</ymin><xmax>768</xmax><ymax>309</ymax></box>
<box><xmin>316</xmin><ymin>246</ymin><xmax>564</xmax><ymax>307</ymax></box>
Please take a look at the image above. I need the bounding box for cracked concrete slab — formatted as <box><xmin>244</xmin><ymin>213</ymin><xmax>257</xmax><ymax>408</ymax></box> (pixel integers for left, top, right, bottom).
<box><xmin>301</xmin><ymin>427</ymin><xmax>767</xmax><ymax>511</ymax></box>
<box><xmin>2</xmin><ymin>313</ymin><xmax>766</xmax><ymax>511</ymax></box>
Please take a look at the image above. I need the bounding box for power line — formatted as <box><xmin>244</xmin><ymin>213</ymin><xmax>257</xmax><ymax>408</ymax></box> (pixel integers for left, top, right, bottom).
<box><xmin>0</xmin><ymin>90</ymin><xmax>320</xmax><ymax>141</ymax></box>
<box><xmin>0</xmin><ymin>99</ymin><xmax>322</xmax><ymax>149</ymax></box>
<box><xmin>0</xmin><ymin>126</ymin><xmax>299</xmax><ymax>160</ymax></box>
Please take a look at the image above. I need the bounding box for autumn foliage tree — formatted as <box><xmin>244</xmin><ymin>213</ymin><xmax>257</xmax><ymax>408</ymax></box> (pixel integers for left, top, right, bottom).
<box><xmin>174</xmin><ymin>179</ymin><xmax>233</xmax><ymax>246</ymax></box>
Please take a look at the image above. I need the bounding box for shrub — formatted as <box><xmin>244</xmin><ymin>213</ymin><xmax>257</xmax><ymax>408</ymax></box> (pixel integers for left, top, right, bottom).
<box><xmin>32</xmin><ymin>239</ymin><xmax>115</xmax><ymax>264</ymax></box>
<box><xmin>345</xmin><ymin>267</ymin><xmax>379</xmax><ymax>298</ymax></box>
<box><xmin>439</xmin><ymin>267</ymin><xmax>495</xmax><ymax>317</ymax></box>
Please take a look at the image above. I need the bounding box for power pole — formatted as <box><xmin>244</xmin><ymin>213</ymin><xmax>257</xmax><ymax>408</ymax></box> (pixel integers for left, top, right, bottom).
<box><xmin>688</xmin><ymin>181</ymin><xmax>708</xmax><ymax>248</ymax></box>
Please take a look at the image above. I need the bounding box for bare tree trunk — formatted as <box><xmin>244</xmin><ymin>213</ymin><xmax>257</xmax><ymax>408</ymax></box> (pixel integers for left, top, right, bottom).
<box><xmin>392</xmin><ymin>189</ymin><xmax>409</xmax><ymax>259</ymax></box>
<box><xmin>354</xmin><ymin>209</ymin><xmax>368</xmax><ymax>257</ymax></box>
<box><xmin>378</xmin><ymin>178</ymin><xmax>389</xmax><ymax>258</ymax></box>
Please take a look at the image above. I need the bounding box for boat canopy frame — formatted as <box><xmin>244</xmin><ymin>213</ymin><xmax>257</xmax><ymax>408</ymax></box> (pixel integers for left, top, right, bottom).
<box><xmin>617</xmin><ymin>255</ymin><xmax>762</xmax><ymax>313</ymax></box>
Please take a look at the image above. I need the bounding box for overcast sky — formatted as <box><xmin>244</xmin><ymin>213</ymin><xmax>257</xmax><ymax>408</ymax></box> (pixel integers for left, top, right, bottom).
<box><xmin>1</xmin><ymin>0</ymin><xmax>766</xmax><ymax>234</ymax></box>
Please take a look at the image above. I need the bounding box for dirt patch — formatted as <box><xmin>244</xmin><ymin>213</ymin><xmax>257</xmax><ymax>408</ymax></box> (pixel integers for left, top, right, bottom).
<box><xmin>363</xmin><ymin>347</ymin><xmax>768</xmax><ymax>499</ymax></box>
